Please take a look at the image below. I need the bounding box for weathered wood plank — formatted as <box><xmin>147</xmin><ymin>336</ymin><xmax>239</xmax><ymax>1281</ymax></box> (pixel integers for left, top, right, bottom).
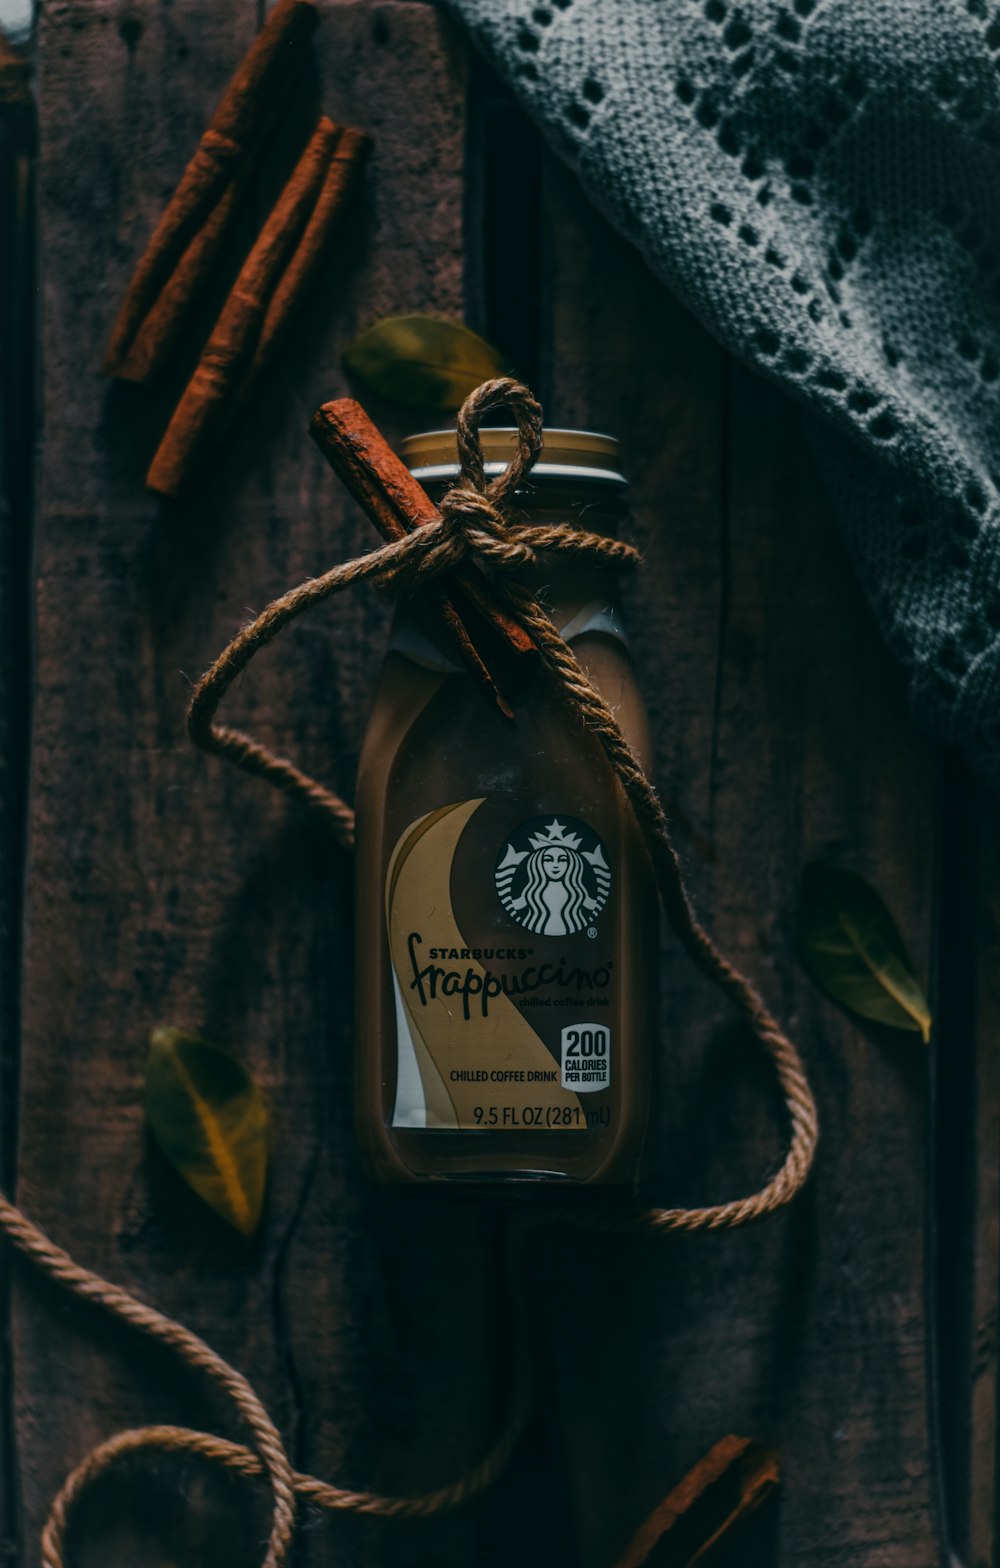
<box><xmin>14</xmin><ymin>8</ymin><xmax>998</xmax><ymax>1568</ymax></box>
<box><xmin>964</xmin><ymin>793</ymin><xmax>999</xmax><ymax>1568</ymax></box>
<box><xmin>952</xmin><ymin>790</ymin><xmax>996</xmax><ymax>1568</ymax></box>
<box><xmin>15</xmin><ymin>0</ymin><xmax>297</xmax><ymax>1558</ymax></box>
<box><xmin>0</xmin><ymin>57</ymin><xmax>36</xmax><ymax>1568</ymax></box>
<box><xmin>537</xmin><ymin>155</ymin><xmax>940</xmax><ymax>1568</ymax></box>
<box><xmin>14</xmin><ymin>5</ymin><xmax>511</xmax><ymax>1566</ymax></box>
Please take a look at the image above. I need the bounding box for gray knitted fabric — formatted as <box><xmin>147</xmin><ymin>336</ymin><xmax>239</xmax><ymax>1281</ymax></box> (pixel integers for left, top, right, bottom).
<box><xmin>448</xmin><ymin>0</ymin><xmax>1000</xmax><ymax>792</ymax></box>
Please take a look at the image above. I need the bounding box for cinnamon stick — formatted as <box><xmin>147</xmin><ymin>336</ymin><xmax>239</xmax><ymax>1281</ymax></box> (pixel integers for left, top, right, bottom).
<box><xmin>219</xmin><ymin>127</ymin><xmax>372</xmax><ymax>438</ymax></box>
<box><xmin>309</xmin><ymin>399</ymin><xmax>540</xmax><ymax>712</ymax></box>
<box><xmin>612</xmin><ymin>1436</ymin><xmax>780</xmax><ymax>1568</ymax></box>
<box><xmin>147</xmin><ymin>117</ymin><xmax>370</xmax><ymax>499</ymax></box>
<box><xmin>104</xmin><ymin>0</ymin><xmax>317</xmax><ymax>383</ymax></box>
<box><xmin>108</xmin><ymin>113</ymin><xmax>262</xmax><ymax>387</ymax></box>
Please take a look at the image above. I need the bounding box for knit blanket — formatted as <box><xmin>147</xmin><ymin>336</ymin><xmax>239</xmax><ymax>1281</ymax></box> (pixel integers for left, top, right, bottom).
<box><xmin>448</xmin><ymin>0</ymin><xmax>1000</xmax><ymax>794</ymax></box>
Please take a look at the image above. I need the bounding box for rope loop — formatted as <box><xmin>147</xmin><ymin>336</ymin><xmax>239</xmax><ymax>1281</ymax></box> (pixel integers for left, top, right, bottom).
<box><xmin>453</xmin><ymin>375</ymin><xmax>544</xmax><ymax>505</ymax></box>
<box><xmin>0</xmin><ymin>1187</ymin><xmax>536</xmax><ymax>1568</ymax></box>
<box><xmin>433</xmin><ymin>378</ymin><xmax>548</xmax><ymax>576</ymax></box>
<box><xmin>1</xmin><ymin>376</ymin><xmax>820</xmax><ymax>1568</ymax></box>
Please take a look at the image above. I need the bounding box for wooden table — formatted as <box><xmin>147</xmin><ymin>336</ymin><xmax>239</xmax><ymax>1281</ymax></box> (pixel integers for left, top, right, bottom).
<box><xmin>2</xmin><ymin>3</ymin><xmax>997</xmax><ymax>1565</ymax></box>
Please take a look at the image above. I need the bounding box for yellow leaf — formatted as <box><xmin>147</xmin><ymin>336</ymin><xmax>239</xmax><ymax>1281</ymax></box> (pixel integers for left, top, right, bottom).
<box><xmin>144</xmin><ymin>1028</ymin><xmax>268</xmax><ymax>1236</ymax></box>
<box><xmin>797</xmin><ymin>863</ymin><xmax>931</xmax><ymax>1042</ymax></box>
<box><xmin>342</xmin><ymin>314</ymin><xmax>508</xmax><ymax>411</ymax></box>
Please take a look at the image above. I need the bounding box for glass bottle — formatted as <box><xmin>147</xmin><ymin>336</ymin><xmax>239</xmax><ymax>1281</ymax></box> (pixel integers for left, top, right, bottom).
<box><xmin>354</xmin><ymin>428</ymin><xmax>658</xmax><ymax>1191</ymax></box>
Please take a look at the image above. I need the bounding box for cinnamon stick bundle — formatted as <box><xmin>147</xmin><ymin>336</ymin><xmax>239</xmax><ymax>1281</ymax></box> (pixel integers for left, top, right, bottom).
<box><xmin>310</xmin><ymin>399</ymin><xmax>539</xmax><ymax>713</ymax></box>
<box><xmin>147</xmin><ymin>118</ymin><xmax>370</xmax><ymax>499</ymax></box>
<box><xmin>104</xmin><ymin>0</ymin><xmax>317</xmax><ymax>384</ymax></box>
<box><xmin>220</xmin><ymin>126</ymin><xmax>373</xmax><ymax>437</ymax></box>
<box><xmin>613</xmin><ymin>1436</ymin><xmax>780</xmax><ymax>1568</ymax></box>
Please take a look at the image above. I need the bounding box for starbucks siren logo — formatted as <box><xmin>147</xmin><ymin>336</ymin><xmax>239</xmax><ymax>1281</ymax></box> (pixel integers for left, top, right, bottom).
<box><xmin>495</xmin><ymin>816</ymin><xmax>611</xmax><ymax>937</ymax></box>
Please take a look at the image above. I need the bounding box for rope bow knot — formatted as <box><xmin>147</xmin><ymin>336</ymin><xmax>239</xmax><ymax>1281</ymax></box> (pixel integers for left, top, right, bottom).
<box><xmin>382</xmin><ymin>379</ymin><xmax>547</xmax><ymax>589</ymax></box>
<box><xmin>184</xmin><ymin>378</ymin><xmax>640</xmax><ymax>845</ymax></box>
<box><xmin>385</xmin><ymin>378</ymin><xmax>640</xmax><ymax>593</ymax></box>
<box><xmin>429</xmin><ymin>486</ymin><xmax>537</xmax><ymax>576</ymax></box>
<box><xmin>437</xmin><ymin>378</ymin><xmax>546</xmax><ymax>571</ymax></box>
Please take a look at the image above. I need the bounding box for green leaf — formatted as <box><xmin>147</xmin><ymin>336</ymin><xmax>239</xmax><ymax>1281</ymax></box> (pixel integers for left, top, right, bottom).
<box><xmin>796</xmin><ymin>862</ymin><xmax>931</xmax><ymax>1042</ymax></box>
<box><xmin>144</xmin><ymin>1028</ymin><xmax>268</xmax><ymax>1235</ymax></box>
<box><xmin>342</xmin><ymin>314</ymin><xmax>508</xmax><ymax>410</ymax></box>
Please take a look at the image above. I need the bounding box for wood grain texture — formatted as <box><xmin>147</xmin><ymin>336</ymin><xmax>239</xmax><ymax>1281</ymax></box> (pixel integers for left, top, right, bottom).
<box><xmin>13</xmin><ymin>4</ymin><xmax>501</xmax><ymax>1566</ymax></box>
<box><xmin>0</xmin><ymin>80</ymin><xmax>36</xmax><ymax>1568</ymax></box>
<box><xmin>964</xmin><ymin>798</ymin><xmax>999</xmax><ymax>1568</ymax></box>
<box><xmin>8</xmin><ymin>7</ymin><xmax>998</xmax><ymax>1568</ymax></box>
<box><xmin>533</xmin><ymin>157</ymin><xmax>940</xmax><ymax>1568</ymax></box>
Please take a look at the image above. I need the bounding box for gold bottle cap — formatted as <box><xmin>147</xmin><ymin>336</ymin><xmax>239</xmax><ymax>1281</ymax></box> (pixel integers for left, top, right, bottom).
<box><xmin>400</xmin><ymin>427</ymin><xmax>627</xmax><ymax>489</ymax></box>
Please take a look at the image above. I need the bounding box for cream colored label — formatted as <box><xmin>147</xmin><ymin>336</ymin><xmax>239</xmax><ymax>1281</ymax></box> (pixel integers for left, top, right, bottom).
<box><xmin>387</xmin><ymin>799</ymin><xmax>611</xmax><ymax>1131</ymax></box>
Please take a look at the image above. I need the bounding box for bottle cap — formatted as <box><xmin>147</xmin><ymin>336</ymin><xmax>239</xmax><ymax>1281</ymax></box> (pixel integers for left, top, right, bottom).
<box><xmin>400</xmin><ymin>427</ymin><xmax>627</xmax><ymax>489</ymax></box>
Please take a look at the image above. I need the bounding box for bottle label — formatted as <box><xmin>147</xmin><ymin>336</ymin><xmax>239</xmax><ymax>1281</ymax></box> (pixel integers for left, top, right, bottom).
<box><xmin>494</xmin><ymin>814</ymin><xmax>611</xmax><ymax>934</ymax></box>
<box><xmin>386</xmin><ymin>798</ymin><xmax>617</xmax><ymax>1131</ymax></box>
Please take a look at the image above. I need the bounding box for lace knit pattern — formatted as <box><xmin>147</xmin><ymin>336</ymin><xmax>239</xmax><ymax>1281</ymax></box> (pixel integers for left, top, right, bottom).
<box><xmin>448</xmin><ymin>0</ymin><xmax>1000</xmax><ymax>791</ymax></box>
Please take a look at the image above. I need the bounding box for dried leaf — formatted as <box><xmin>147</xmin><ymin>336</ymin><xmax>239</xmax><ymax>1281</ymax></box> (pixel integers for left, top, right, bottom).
<box><xmin>144</xmin><ymin>1027</ymin><xmax>268</xmax><ymax>1235</ymax></box>
<box><xmin>796</xmin><ymin>862</ymin><xmax>931</xmax><ymax>1042</ymax></box>
<box><xmin>342</xmin><ymin>314</ymin><xmax>508</xmax><ymax>410</ymax></box>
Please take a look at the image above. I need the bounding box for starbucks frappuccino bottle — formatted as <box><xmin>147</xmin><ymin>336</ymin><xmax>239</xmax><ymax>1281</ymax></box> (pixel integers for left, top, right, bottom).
<box><xmin>354</xmin><ymin>428</ymin><xmax>658</xmax><ymax>1190</ymax></box>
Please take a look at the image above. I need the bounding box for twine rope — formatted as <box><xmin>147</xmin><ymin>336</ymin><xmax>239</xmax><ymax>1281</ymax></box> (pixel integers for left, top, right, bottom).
<box><xmin>0</xmin><ymin>1185</ymin><xmax>535</xmax><ymax>1567</ymax></box>
<box><xmin>1</xmin><ymin>376</ymin><xmax>818</xmax><ymax>1566</ymax></box>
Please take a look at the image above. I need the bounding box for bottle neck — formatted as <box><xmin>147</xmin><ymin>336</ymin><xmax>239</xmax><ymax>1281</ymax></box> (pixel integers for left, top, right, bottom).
<box><xmin>391</xmin><ymin>480</ymin><xmax>630</xmax><ymax>673</ymax></box>
<box><xmin>513</xmin><ymin>484</ymin><xmax>625</xmax><ymax>615</ymax></box>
